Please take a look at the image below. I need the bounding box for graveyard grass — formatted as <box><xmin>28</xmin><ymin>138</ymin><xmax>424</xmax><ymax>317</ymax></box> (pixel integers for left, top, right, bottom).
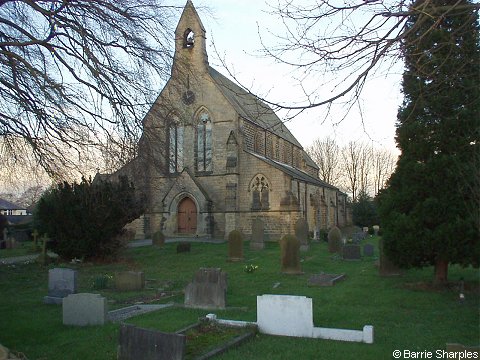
<box><xmin>0</xmin><ymin>236</ymin><xmax>478</xmax><ymax>360</ymax></box>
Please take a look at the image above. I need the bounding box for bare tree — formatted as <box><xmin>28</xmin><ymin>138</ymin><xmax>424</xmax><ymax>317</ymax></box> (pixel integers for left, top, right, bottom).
<box><xmin>0</xmin><ymin>0</ymin><xmax>179</xmax><ymax>179</ymax></box>
<box><xmin>371</xmin><ymin>147</ymin><xmax>397</xmax><ymax>195</ymax></box>
<box><xmin>215</xmin><ymin>1</ymin><xmax>478</xmax><ymax>120</ymax></box>
<box><xmin>306</xmin><ymin>136</ymin><xmax>341</xmax><ymax>186</ymax></box>
<box><xmin>340</xmin><ymin>141</ymin><xmax>374</xmax><ymax>202</ymax></box>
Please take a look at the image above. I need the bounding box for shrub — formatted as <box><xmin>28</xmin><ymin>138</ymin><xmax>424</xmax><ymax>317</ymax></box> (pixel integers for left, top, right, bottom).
<box><xmin>35</xmin><ymin>176</ymin><xmax>145</xmax><ymax>260</ymax></box>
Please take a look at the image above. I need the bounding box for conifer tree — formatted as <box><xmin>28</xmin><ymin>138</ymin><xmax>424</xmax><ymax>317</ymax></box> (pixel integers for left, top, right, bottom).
<box><xmin>377</xmin><ymin>0</ymin><xmax>479</xmax><ymax>284</ymax></box>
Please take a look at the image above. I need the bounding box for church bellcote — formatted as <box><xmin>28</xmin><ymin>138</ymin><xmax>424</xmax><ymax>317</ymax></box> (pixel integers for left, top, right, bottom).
<box><xmin>173</xmin><ymin>1</ymin><xmax>209</xmax><ymax>71</ymax></box>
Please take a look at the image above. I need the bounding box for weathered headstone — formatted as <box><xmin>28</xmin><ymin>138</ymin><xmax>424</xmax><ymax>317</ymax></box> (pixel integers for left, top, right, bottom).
<box><xmin>118</xmin><ymin>324</ymin><xmax>186</xmax><ymax>360</ymax></box>
<box><xmin>228</xmin><ymin>230</ymin><xmax>244</xmax><ymax>261</ymax></box>
<box><xmin>352</xmin><ymin>232</ymin><xmax>366</xmax><ymax>243</ymax></box>
<box><xmin>152</xmin><ymin>231</ymin><xmax>165</xmax><ymax>247</ymax></box>
<box><xmin>363</xmin><ymin>244</ymin><xmax>374</xmax><ymax>257</ymax></box>
<box><xmin>343</xmin><ymin>244</ymin><xmax>361</xmax><ymax>261</ymax></box>
<box><xmin>308</xmin><ymin>273</ymin><xmax>345</xmax><ymax>287</ymax></box>
<box><xmin>372</xmin><ymin>225</ymin><xmax>380</xmax><ymax>235</ymax></box>
<box><xmin>63</xmin><ymin>293</ymin><xmax>107</xmax><ymax>326</ymax></box>
<box><xmin>44</xmin><ymin>268</ymin><xmax>78</xmax><ymax>304</ymax></box>
<box><xmin>176</xmin><ymin>242</ymin><xmax>191</xmax><ymax>253</ymax></box>
<box><xmin>250</xmin><ymin>218</ymin><xmax>265</xmax><ymax>250</ymax></box>
<box><xmin>295</xmin><ymin>218</ymin><xmax>310</xmax><ymax>252</ymax></box>
<box><xmin>327</xmin><ymin>226</ymin><xmax>343</xmax><ymax>254</ymax></box>
<box><xmin>115</xmin><ymin>271</ymin><xmax>145</xmax><ymax>291</ymax></box>
<box><xmin>184</xmin><ymin>268</ymin><xmax>227</xmax><ymax>309</ymax></box>
<box><xmin>379</xmin><ymin>239</ymin><xmax>403</xmax><ymax>276</ymax></box>
<box><xmin>280</xmin><ymin>234</ymin><xmax>302</xmax><ymax>274</ymax></box>
<box><xmin>362</xmin><ymin>227</ymin><xmax>369</xmax><ymax>233</ymax></box>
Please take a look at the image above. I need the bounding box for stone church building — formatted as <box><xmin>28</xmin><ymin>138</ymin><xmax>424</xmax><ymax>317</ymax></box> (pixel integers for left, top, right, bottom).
<box><xmin>105</xmin><ymin>0</ymin><xmax>351</xmax><ymax>240</ymax></box>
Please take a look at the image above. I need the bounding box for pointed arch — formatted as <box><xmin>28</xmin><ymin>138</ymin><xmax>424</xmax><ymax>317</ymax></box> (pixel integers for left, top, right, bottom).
<box><xmin>168</xmin><ymin>114</ymin><xmax>184</xmax><ymax>173</ymax></box>
<box><xmin>249</xmin><ymin>174</ymin><xmax>271</xmax><ymax>211</ymax></box>
<box><xmin>195</xmin><ymin>106</ymin><xmax>213</xmax><ymax>172</ymax></box>
<box><xmin>183</xmin><ymin>28</ymin><xmax>195</xmax><ymax>48</ymax></box>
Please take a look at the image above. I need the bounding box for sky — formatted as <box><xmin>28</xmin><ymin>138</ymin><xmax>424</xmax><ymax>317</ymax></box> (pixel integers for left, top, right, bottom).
<box><xmin>177</xmin><ymin>0</ymin><xmax>404</xmax><ymax>153</ymax></box>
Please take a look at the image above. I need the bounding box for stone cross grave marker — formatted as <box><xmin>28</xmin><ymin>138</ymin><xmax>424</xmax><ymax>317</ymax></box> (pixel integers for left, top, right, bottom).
<box><xmin>184</xmin><ymin>268</ymin><xmax>227</xmax><ymax>309</ymax></box>
<box><xmin>44</xmin><ymin>268</ymin><xmax>78</xmax><ymax>304</ymax></box>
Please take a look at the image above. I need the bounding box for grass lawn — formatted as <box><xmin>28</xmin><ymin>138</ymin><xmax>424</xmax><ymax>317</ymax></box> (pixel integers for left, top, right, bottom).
<box><xmin>0</xmin><ymin>236</ymin><xmax>478</xmax><ymax>359</ymax></box>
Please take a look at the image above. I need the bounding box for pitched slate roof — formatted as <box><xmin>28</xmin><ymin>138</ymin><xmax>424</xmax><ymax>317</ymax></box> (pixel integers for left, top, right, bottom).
<box><xmin>246</xmin><ymin>150</ymin><xmax>337</xmax><ymax>190</ymax></box>
<box><xmin>209</xmin><ymin>66</ymin><xmax>302</xmax><ymax>148</ymax></box>
<box><xmin>0</xmin><ymin>198</ymin><xmax>24</xmax><ymax>210</ymax></box>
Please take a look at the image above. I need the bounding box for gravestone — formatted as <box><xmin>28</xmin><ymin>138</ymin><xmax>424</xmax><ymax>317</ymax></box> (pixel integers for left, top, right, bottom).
<box><xmin>343</xmin><ymin>244</ymin><xmax>361</xmax><ymax>260</ymax></box>
<box><xmin>363</xmin><ymin>244</ymin><xmax>374</xmax><ymax>257</ymax></box>
<box><xmin>250</xmin><ymin>218</ymin><xmax>265</xmax><ymax>250</ymax></box>
<box><xmin>176</xmin><ymin>242</ymin><xmax>191</xmax><ymax>253</ymax></box>
<box><xmin>280</xmin><ymin>235</ymin><xmax>302</xmax><ymax>274</ymax></box>
<box><xmin>352</xmin><ymin>232</ymin><xmax>366</xmax><ymax>243</ymax></box>
<box><xmin>308</xmin><ymin>273</ymin><xmax>345</xmax><ymax>287</ymax></box>
<box><xmin>372</xmin><ymin>225</ymin><xmax>380</xmax><ymax>235</ymax></box>
<box><xmin>184</xmin><ymin>268</ymin><xmax>227</xmax><ymax>309</ymax></box>
<box><xmin>257</xmin><ymin>295</ymin><xmax>313</xmax><ymax>337</ymax></box>
<box><xmin>327</xmin><ymin>226</ymin><xmax>343</xmax><ymax>254</ymax></box>
<box><xmin>118</xmin><ymin>323</ymin><xmax>186</xmax><ymax>360</ymax></box>
<box><xmin>227</xmin><ymin>230</ymin><xmax>244</xmax><ymax>262</ymax></box>
<box><xmin>115</xmin><ymin>271</ymin><xmax>145</xmax><ymax>291</ymax></box>
<box><xmin>44</xmin><ymin>268</ymin><xmax>78</xmax><ymax>304</ymax></box>
<box><xmin>362</xmin><ymin>227</ymin><xmax>369</xmax><ymax>233</ymax></box>
<box><xmin>295</xmin><ymin>218</ymin><xmax>310</xmax><ymax>252</ymax></box>
<box><xmin>379</xmin><ymin>239</ymin><xmax>403</xmax><ymax>276</ymax></box>
<box><xmin>63</xmin><ymin>293</ymin><xmax>107</xmax><ymax>326</ymax></box>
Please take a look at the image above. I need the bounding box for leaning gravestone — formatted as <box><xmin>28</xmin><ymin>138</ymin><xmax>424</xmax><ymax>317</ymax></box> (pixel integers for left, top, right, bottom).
<box><xmin>44</xmin><ymin>268</ymin><xmax>78</xmax><ymax>304</ymax></box>
<box><xmin>379</xmin><ymin>239</ymin><xmax>403</xmax><ymax>276</ymax></box>
<box><xmin>343</xmin><ymin>244</ymin><xmax>361</xmax><ymax>261</ymax></box>
<box><xmin>184</xmin><ymin>268</ymin><xmax>227</xmax><ymax>309</ymax></box>
<box><xmin>115</xmin><ymin>271</ymin><xmax>145</xmax><ymax>291</ymax></box>
<box><xmin>295</xmin><ymin>218</ymin><xmax>310</xmax><ymax>252</ymax></box>
<box><xmin>250</xmin><ymin>218</ymin><xmax>265</xmax><ymax>250</ymax></box>
<box><xmin>63</xmin><ymin>293</ymin><xmax>107</xmax><ymax>326</ymax></box>
<box><xmin>363</xmin><ymin>244</ymin><xmax>374</xmax><ymax>257</ymax></box>
<box><xmin>118</xmin><ymin>323</ymin><xmax>186</xmax><ymax>360</ymax></box>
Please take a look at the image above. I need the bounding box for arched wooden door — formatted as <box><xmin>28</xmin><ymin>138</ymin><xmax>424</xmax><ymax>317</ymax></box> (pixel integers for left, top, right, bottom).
<box><xmin>178</xmin><ymin>197</ymin><xmax>197</xmax><ymax>234</ymax></box>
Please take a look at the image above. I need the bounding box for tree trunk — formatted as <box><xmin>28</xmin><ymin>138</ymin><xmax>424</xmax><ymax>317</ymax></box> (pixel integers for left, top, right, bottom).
<box><xmin>434</xmin><ymin>259</ymin><xmax>449</xmax><ymax>286</ymax></box>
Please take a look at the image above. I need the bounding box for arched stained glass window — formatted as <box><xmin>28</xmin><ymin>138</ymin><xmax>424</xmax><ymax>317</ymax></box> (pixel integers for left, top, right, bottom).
<box><xmin>196</xmin><ymin>110</ymin><xmax>212</xmax><ymax>172</ymax></box>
